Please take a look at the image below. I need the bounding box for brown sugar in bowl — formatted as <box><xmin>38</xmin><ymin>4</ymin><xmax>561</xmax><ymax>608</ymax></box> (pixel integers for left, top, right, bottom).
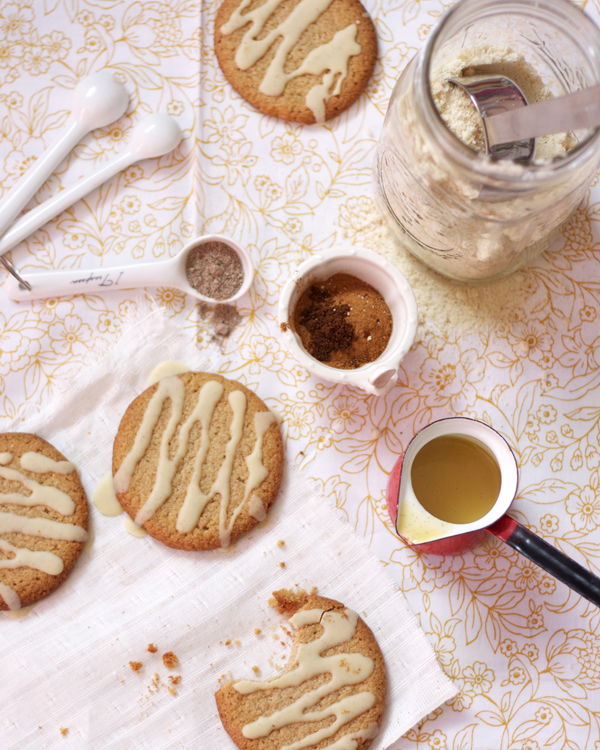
<box><xmin>278</xmin><ymin>246</ymin><xmax>418</xmax><ymax>396</ymax></box>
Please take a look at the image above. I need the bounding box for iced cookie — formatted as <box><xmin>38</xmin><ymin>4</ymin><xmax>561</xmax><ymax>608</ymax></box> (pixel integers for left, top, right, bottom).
<box><xmin>0</xmin><ymin>433</ymin><xmax>88</xmax><ymax>612</ymax></box>
<box><xmin>216</xmin><ymin>589</ymin><xmax>387</xmax><ymax>750</ymax></box>
<box><xmin>112</xmin><ymin>372</ymin><xmax>283</xmax><ymax>551</ymax></box>
<box><xmin>214</xmin><ymin>0</ymin><xmax>378</xmax><ymax>124</ymax></box>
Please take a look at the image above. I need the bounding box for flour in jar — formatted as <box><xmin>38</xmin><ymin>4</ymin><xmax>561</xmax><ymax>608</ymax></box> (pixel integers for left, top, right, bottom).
<box><xmin>431</xmin><ymin>44</ymin><xmax>576</xmax><ymax>161</ymax></box>
<box><xmin>377</xmin><ymin>43</ymin><xmax>592</xmax><ymax>281</ymax></box>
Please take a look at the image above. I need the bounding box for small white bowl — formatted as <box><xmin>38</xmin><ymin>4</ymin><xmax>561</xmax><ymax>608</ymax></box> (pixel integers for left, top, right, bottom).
<box><xmin>278</xmin><ymin>246</ymin><xmax>418</xmax><ymax>396</ymax></box>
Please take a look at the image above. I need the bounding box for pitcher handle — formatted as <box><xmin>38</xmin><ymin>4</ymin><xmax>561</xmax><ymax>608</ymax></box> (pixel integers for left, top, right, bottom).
<box><xmin>489</xmin><ymin>514</ymin><xmax>600</xmax><ymax>607</ymax></box>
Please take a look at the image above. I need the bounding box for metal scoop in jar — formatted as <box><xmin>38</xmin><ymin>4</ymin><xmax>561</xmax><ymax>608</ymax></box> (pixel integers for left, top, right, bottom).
<box><xmin>449</xmin><ymin>75</ymin><xmax>600</xmax><ymax>161</ymax></box>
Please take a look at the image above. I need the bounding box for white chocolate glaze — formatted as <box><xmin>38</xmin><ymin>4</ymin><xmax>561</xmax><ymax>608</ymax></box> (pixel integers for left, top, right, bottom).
<box><xmin>220</xmin><ymin>0</ymin><xmax>362</xmax><ymax>123</ymax></box>
<box><xmin>124</xmin><ymin>516</ymin><xmax>148</xmax><ymax>537</ymax></box>
<box><xmin>326</xmin><ymin>722</ymin><xmax>379</xmax><ymax>750</ymax></box>
<box><xmin>175</xmin><ymin>380</ymin><xmax>226</xmax><ymax>533</ymax></box>
<box><xmin>93</xmin><ymin>474</ymin><xmax>123</xmax><ymax>517</ymax></box>
<box><xmin>0</xmin><ymin>450</ymin><xmax>87</xmax><ymax>611</ymax></box>
<box><xmin>248</xmin><ymin>493</ymin><xmax>267</xmax><ymax>522</ymax></box>
<box><xmin>223</xmin><ymin>409</ymin><xmax>276</xmax><ymax>544</ymax></box>
<box><xmin>0</xmin><ymin>538</ymin><xmax>64</xmax><ymax>575</ymax></box>
<box><xmin>113</xmin><ymin>375</ymin><xmax>185</xmax><ymax>497</ymax></box>
<box><xmin>0</xmin><ymin>465</ymin><xmax>75</xmax><ymax>515</ymax></box>
<box><xmin>0</xmin><ymin>581</ymin><xmax>21</xmax><ymax>611</ymax></box>
<box><xmin>215</xmin><ymin>390</ymin><xmax>247</xmax><ymax>547</ymax></box>
<box><xmin>234</xmin><ymin>607</ymin><xmax>375</xmax><ymax>749</ymax></box>
<box><xmin>82</xmin><ymin>519</ymin><xmax>94</xmax><ymax>552</ymax></box>
<box><xmin>4</xmin><ymin>603</ymin><xmax>35</xmax><ymax>618</ymax></box>
<box><xmin>116</xmin><ymin>375</ymin><xmax>276</xmax><ymax>546</ymax></box>
<box><xmin>0</xmin><ymin>511</ymin><xmax>87</xmax><ymax>542</ymax></box>
<box><xmin>20</xmin><ymin>452</ymin><xmax>77</xmax><ymax>475</ymax></box>
<box><xmin>147</xmin><ymin>360</ymin><xmax>191</xmax><ymax>386</ymax></box>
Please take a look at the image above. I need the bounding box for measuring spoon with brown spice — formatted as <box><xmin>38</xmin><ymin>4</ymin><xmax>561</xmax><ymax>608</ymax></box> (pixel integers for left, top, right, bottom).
<box><xmin>6</xmin><ymin>235</ymin><xmax>253</xmax><ymax>303</ymax></box>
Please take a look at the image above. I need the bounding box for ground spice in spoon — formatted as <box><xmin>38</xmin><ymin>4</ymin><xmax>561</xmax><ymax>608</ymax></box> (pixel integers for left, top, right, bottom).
<box><xmin>185</xmin><ymin>241</ymin><xmax>244</xmax><ymax>300</ymax></box>
<box><xmin>291</xmin><ymin>273</ymin><xmax>393</xmax><ymax>369</ymax></box>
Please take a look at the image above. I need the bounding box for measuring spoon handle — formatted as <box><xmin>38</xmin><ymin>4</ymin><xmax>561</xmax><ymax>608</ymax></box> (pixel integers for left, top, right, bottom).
<box><xmin>490</xmin><ymin>515</ymin><xmax>600</xmax><ymax>607</ymax></box>
<box><xmin>0</xmin><ymin>152</ymin><xmax>132</xmax><ymax>258</ymax></box>
<box><xmin>0</xmin><ymin>119</ymin><xmax>87</xmax><ymax>240</ymax></box>
<box><xmin>5</xmin><ymin>260</ymin><xmax>174</xmax><ymax>301</ymax></box>
<box><xmin>486</xmin><ymin>83</ymin><xmax>600</xmax><ymax>145</ymax></box>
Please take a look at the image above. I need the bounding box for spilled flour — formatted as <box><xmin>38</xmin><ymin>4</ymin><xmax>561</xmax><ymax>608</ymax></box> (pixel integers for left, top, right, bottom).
<box><xmin>346</xmin><ymin>203</ymin><xmax>553</xmax><ymax>339</ymax></box>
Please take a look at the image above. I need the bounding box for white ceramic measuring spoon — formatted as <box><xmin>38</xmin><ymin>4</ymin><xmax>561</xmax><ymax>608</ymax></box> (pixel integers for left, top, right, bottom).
<box><xmin>0</xmin><ymin>72</ymin><xmax>129</xmax><ymax>242</ymax></box>
<box><xmin>0</xmin><ymin>115</ymin><xmax>182</xmax><ymax>257</ymax></box>
<box><xmin>6</xmin><ymin>235</ymin><xmax>253</xmax><ymax>304</ymax></box>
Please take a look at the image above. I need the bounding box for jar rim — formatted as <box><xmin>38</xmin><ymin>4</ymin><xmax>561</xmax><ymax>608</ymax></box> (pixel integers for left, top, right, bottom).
<box><xmin>417</xmin><ymin>0</ymin><xmax>600</xmax><ymax>185</ymax></box>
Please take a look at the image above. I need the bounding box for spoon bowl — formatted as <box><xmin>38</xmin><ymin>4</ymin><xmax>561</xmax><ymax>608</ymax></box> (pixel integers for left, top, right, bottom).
<box><xmin>6</xmin><ymin>234</ymin><xmax>253</xmax><ymax>304</ymax></box>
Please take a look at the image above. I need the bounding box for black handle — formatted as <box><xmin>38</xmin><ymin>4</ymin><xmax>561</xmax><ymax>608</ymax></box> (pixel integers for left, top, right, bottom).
<box><xmin>490</xmin><ymin>516</ymin><xmax>600</xmax><ymax>607</ymax></box>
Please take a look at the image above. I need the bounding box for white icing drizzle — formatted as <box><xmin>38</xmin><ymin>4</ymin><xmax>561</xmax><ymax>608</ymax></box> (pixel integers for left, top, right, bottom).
<box><xmin>176</xmin><ymin>380</ymin><xmax>226</xmax><ymax>533</ymax></box>
<box><xmin>220</xmin><ymin>0</ymin><xmax>362</xmax><ymax>123</ymax></box>
<box><xmin>0</xmin><ymin>465</ymin><xmax>75</xmax><ymax>515</ymax></box>
<box><xmin>248</xmin><ymin>493</ymin><xmax>267</xmax><ymax>522</ymax></box>
<box><xmin>223</xmin><ymin>410</ymin><xmax>276</xmax><ymax>542</ymax></box>
<box><xmin>115</xmin><ymin>375</ymin><xmax>276</xmax><ymax>546</ymax></box>
<box><xmin>20</xmin><ymin>452</ymin><xmax>77</xmax><ymax>475</ymax></box>
<box><xmin>93</xmin><ymin>474</ymin><xmax>123</xmax><ymax>517</ymax></box>
<box><xmin>147</xmin><ymin>360</ymin><xmax>191</xmax><ymax>386</ymax></box>
<box><xmin>114</xmin><ymin>375</ymin><xmax>184</xmax><ymax>500</ymax></box>
<box><xmin>0</xmin><ymin>581</ymin><xmax>21</xmax><ymax>611</ymax></box>
<box><xmin>216</xmin><ymin>390</ymin><xmax>247</xmax><ymax>548</ymax></box>
<box><xmin>326</xmin><ymin>722</ymin><xmax>379</xmax><ymax>750</ymax></box>
<box><xmin>4</xmin><ymin>602</ymin><xmax>35</xmax><ymax>618</ymax></box>
<box><xmin>0</xmin><ymin>450</ymin><xmax>87</xmax><ymax>611</ymax></box>
<box><xmin>0</xmin><ymin>511</ymin><xmax>87</xmax><ymax>542</ymax></box>
<box><xmin>0</xmin><ymin>538</ymin><xmax>64</xmax><ymax>575</ymax></box>
<box><xmin>234</xmin><ymin>607</ymin><xmax>375</xmax><ymax>749</ymax></box>
<box><xmin>124</xmin><ymin>516</ymin><xmax>148</xmax><ymax>537</ymax></box>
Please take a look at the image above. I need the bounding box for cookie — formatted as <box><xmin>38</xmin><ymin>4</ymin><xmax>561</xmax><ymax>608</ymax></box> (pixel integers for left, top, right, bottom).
<box><xmin>0</xmin><ymin>433</ymin><xmax>88</xmax><ymax>612</ymax></box>
<box><xmin>214</xmin><ymin>0</ymin><xmax>378</xmax><ymax>124</ymax></box>
<box><xmin>216</xmin><ymin>589</ymin><xmax>387</xmax><ymax>750</ymax></box>
<box><xmin>112</xmin><ymin>371</ymin><xmax>283</xmax><ymax>551</ymax></box>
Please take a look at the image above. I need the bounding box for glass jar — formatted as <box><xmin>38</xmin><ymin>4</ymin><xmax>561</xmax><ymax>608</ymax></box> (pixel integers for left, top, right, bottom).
<box><xmin>376</xmin><ymin>0</ymin><xmax>600</xmax><ymax>283</ymax></box>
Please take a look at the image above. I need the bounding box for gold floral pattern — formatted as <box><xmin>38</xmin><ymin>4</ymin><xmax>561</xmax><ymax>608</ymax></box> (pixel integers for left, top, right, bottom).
<box><xmin>1</xmin><ymin>0</ymin><xmax>600</xmax><ymax>747</ymax></box>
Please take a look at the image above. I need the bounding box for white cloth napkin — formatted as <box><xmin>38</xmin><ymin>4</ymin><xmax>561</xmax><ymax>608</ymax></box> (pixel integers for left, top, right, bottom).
<box><xmin>1</xmin><ymin>309</ymin><xmax>456</xmax><ymax>750</ymax></box>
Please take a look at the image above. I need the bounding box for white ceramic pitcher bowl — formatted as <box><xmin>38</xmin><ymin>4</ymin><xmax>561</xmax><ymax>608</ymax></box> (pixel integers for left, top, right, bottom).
<box><xmin>278</xmin><ymin>246</ymin><xmax>418</xmax><ymax>397</ymax></box>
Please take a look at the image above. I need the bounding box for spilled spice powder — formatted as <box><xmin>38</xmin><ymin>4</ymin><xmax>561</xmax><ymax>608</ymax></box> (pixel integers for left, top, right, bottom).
<box><xmin>196</xmin><ymin>302</ymin><xmax>241</xmax><ymax>348</ymax></box>
<box><xmin>292</xmin><ymin>273</ymin><xmax>393</xmax><ymax>369</ymax></box>
<box><xmin>186</xmin><ymin>241</ymin><xmax>244</xmax><ymax>300</ymax></box>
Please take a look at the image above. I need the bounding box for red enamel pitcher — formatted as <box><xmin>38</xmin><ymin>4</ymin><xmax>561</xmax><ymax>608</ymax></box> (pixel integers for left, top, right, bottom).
<box><xmin>386</xmin><ymin>417</ymin><xmax>600</xmax><ymax>607</ymax></box>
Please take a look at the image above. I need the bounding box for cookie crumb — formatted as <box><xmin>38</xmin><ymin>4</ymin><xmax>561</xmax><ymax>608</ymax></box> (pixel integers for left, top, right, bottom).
<box><xmin>225</xmin><ymin>639</ymin><xmax>231</xmax><ymax>646</ymax></box>
<box><xmin>279</xmin><ymin>561</ymin><xmax>286</xmax><ymax>568</ymax></box>
<box><xmin>254</xmin><ymin>628</ymin><xmax>262</xmax><ymax>635</ymax></box>
<box><xmin>252</xmin><ymin>666</ymin><xmax>260</xmax><ymax>674</ymax></box>
<box><xmin>59</xmin><ymin>728</ymin><xmax>68</xmax><ymax>737</ymax></box>
<box><xmin>234</xmin><ymin>639</ymin><xmax>240</xmax><ymax>646</ymax></box>
<box><xmin>129</xmin><ymin>661</ymin><xmax>142</xmax><ymax>673</ymax></box>
<box><xmin>147</xmin><ymin>643</ymin><xmax>158</xmax><ymax>653</ymax></box>
<box><xmin>162</xmin><ymin>652</ymin><xmax>179</xmax><ymax>669</ymax></box>
<box><xmin>277</xmin><ymin>540</ymin><xmax>285</xmax><ymax>547</ymax></box>
<box><xmin>168</xmin><ymin>675</ymin><xmax>181</xmax><ymax>695</ymax></box>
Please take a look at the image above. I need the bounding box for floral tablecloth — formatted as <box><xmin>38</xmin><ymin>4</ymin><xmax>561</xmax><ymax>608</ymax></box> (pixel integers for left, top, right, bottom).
<box><xmin>2</xmin><ymin>0</ymin><xmax>600</xmax><ymax>748</ymax></box>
